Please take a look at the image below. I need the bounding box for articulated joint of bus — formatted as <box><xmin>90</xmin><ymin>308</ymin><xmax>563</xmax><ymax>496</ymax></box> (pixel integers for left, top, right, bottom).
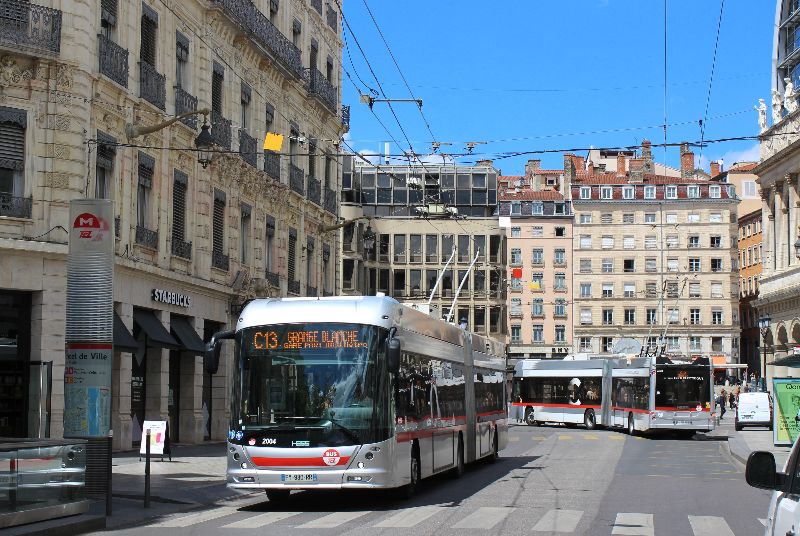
<box><xmin>226</xmin><ymin>437</ymin><xmax>398</xmax><ymax>490</ymax></box>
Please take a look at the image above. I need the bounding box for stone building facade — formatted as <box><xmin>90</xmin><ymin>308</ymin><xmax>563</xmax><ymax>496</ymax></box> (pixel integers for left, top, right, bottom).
<box><xmin>739</xmin><ymin>209</ymin><xmax>764</xmax><ymax>374</ymax></box>
<box><xmin>0</xmin><ymin>0</ymin><xmax>346</xmax><ymax>448</ymax></box>
<box><xmin>569</xmin><ymin>142</ymin><xmax>740</xmax><ymax>360</ymax></box>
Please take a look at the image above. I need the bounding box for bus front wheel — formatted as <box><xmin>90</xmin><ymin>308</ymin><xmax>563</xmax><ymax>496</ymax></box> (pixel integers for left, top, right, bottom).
<box><xmin>584</xmin><ymin>409</ymin><xmax>596</xmax><ymax>430</ymax></box>
<box><xmin>398</xmin><ymin>444</ymin><xmax>421</xmax><ymax>499</ymax></box>
<box><xmin>453</xmin><ymin>434</ymin><xmax>465</xmax><ymax>478</ymax></box>
<box><xmin>525</xmin><ymin>409</ymin><xmax>537</xmax><ymax>426</ymax></box>
<box><xmin>627</xmin><ymin>413</ymin><xmax>635</xmax><ymax>436</ymax></box>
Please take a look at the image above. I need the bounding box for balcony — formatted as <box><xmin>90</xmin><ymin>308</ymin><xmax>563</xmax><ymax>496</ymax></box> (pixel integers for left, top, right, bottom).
<box><xmin>98</xmin><ymin>34</ymin><xmax>128</xmax><ymax>88</ymax></box>
<box><xmin>174</xmin><ymin>87</ymin><xmax>197</xmax><ymax>128</ymax></box>
<box><xmin>139</xmin><ymin>62</ymin><xmax>165</xmax><ymax>110</ymax></box>
<box><xmin>288</xmin><ymin>279</ymin><xmax>300</xmax><ymax>295</ymax></box>
<box><xmin>135</xmin><ymin>225</ymin><xmax>158</xmax><ymax>249</ymax></box>
<box><xmin>510</xmin><ymin>309</ymin><xmax>523</xmax><ymax>319</ymax></box>
<box><xmin>0</xmin><ymin>1</ymin><xmax>61</xmax><ymax>56</ymax></box>
<box><xmin>341</xmin><ymin>104</ymin><xmax>350</xmax><ymax>130</ymax></box>
<box><xmin>171</xmin><ymin>237</ymin><xmax>192</xmax><ymax>259</ymax></box>
<box><xmin>210</xmin><ymin>0</ymin><xmax>303</xmax><ymax>80</ymax></box>
<box><xmin>212</xmin><ymin>249</ymin><xmax>230</xmax><ymax>271</ymax></box>
<box><xmin>289</xmin><ymin>163</ymin><xmax>304</xmax><ymax>195</ymax></box>
<box><xmin>0</xmin><ymin>194</ymin><xmax>31</xmax><ymax>218</ymax></box>
<box><xmin>264</xmin><ymin>150</ymin><xmax>280</xmax><ymax>181</ymax></box>
<box><xmin>307</xmin><ymin>67</ymin><xmax>337</xmax><ymax>114</ymax></box>
<box><xmin>238</xmin><ymin>129</ymin><xmax>257</xmax><ymax>167</ymax></box>
<box><xmin>307</xmin><ymin>177</ymin><xmax>321</xmax><ymax>205</ymax></box>
<box><xmin>324</xmin><ymin>187</ymin><xmax>336</xmax><ymax>214</ymax></box>
<box><xmin>265</xmin><ymin>271</ymin><xmax>280</xmax><ymax>288</ymax></box>
<box><xmin>211</xmin><ymin>110</ymin><xmax>231</xmax><ymax>150</ymax></box>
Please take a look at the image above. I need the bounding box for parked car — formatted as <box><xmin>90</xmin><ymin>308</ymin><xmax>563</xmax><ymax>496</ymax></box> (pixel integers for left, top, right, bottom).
<box><xmin>747</xmin><ymin>446</ymin><xmax>800</xmax><ymax>535</ymax></box>
<box><xmin>735</xmin><ymin>392</ymin><xmax>773</xmax><ymax>431</ymax></box>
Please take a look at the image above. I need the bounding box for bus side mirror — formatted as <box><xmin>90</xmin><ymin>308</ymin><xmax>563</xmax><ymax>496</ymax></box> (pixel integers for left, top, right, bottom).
<box><xmin>386</xmin><ymin>337</ymin><xmax>401</xmax><ymax>374</ymax></box>
<box><xmin>205</xmin><ymin>329</ymin><xmax>234</xmax><ymax>374</ymax></box>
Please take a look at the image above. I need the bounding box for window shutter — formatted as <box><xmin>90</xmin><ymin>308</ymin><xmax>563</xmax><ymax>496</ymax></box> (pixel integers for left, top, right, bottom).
<box><xmin>172</xmin><ymin>170</ymin><xmax>187</xmax><ymax>241</ymax></box>
<box><xmin>212</xmin><ymin>190</ymin><xmax>225</xmax><ymax>253</ymax></box>
<box><xmin>96</xmin><ymin>131</ymin><xmax>117</xmax><ymax>170</ymax></box>
<box><xmin>240</xmin><ymin>82</ymin><xmax>251</xmax><ymax>105</ymax></box>
<box><xmin>137</xmin><ymin>152</ymin><xmax>154</xmax><ymax>188</ymax></box>
<box><xmin>176</xmin><ymin>31</ymin><xmax>189</xmax><ymax>61</ymax></box>
<box><xmin>101</xmin><ymin>0</ymin><xmax>117</xmax><ymax>26</ymax></box>
<box><xmin>288</xmin><ymin>228</ymin><xmax>297</xmax><ymax>281</ymax></box>
<box><xmin>265</xmin><ymin>214</ymin><xmax>275</xmax><ymax>236</ymax></box>
<box><xmin>0</xmin><ymin>107</ymin><xmax>25</xmax><ymax>171</ymax></box>
<box><xmin>140</xmin><ymin>5</ymin><xmax>158</xmax><ymax>66</ymax></box>
<box><xmin>212</xmin><ymin>64</ymin><xmax>224</xmax><ymax>114</ymax></box>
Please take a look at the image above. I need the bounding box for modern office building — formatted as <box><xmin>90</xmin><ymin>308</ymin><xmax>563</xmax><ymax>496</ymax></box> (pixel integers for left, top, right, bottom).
<box><xmin>569</xmin><ymin>142</ymin><xmax>740</xmax><ymax>362</ymax></box>
<box><xmin>0</xmin><ymin>0</ymin><xmax>347</xmax><ymax>448</ymax></box>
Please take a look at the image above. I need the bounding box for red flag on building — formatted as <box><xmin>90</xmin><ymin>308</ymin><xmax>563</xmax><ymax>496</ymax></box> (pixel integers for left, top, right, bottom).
<box><xmin>511</xmin><ymin>267</ymin><xmax>522</xmax><ymax>279</ymax></box>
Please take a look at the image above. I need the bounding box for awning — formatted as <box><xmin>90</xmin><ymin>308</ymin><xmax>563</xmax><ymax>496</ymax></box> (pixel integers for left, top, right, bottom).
<box><xmin>711</xmin><ymin>356</ymin><xmax>748</xmax><ymax>369</ymax></box>
<box><xmin>133</xmin><ymin>309</ymin><xmax>179</xmax><ymax>349</ymax></box>
<box><xmin>170</xmin><ymin>316</ymin><xmax>206</xmax><ymax>355</ymax></box>
<box><xmin>772</xmin><ymin>355</ymin><xmax>800</xmax><ymax>367</ymax></box>
<box><xmin>114</xmin><ymin>313</ymin><xmax>139</xmax><ymax>353</ymax></box>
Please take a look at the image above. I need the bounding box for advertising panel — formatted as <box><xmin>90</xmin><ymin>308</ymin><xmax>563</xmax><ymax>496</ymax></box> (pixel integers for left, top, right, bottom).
<box><xmin>63</xmin><ymin>343</ymin><xmax>113</xmax><ymax>437</ymax></box>
<box><xmin>772</xmin><ymin>378</ymin><xmax>800</xmax><ymax>446</ymax></box>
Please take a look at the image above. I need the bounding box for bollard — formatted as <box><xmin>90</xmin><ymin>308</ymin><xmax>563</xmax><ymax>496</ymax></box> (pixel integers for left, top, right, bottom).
<box><xmin>106</xmin><ymin>433</ymin><xmax>113</xmax><ymax>516</ymax></box>
<box><xmin>144</xmin><ymin>429</ymin><xmax>151</xmax><ymax>508</ymax></box>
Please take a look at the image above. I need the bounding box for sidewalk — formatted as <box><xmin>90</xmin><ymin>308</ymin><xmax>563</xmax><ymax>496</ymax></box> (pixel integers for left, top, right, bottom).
<box><xmin>710</xmin><ymin>412</ymin><xmax>793</xmax><ymax>469</ymax></box>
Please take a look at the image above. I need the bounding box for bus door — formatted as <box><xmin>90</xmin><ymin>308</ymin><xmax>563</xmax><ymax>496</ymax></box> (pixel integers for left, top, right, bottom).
<box><xmin>601</xmin><ymin>360</ymin><xmax>613</xmax><ymax>426</ymax></box>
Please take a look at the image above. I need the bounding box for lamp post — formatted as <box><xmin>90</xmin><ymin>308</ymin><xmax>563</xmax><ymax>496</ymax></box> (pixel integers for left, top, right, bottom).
<box><xmin>758</xmin><ymin>314</ymin><xmax>771</xmax><ymax>392</ymax></box>
<box><xmin>124</xmin><ymin>108</ymin><xmax>214</xmax><ymax>168</ymax></box>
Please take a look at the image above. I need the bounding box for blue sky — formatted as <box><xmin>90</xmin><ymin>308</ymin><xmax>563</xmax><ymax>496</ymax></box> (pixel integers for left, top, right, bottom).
<box><xmin>341</xmin><ymin>0</ymin><xmax>774</xmax><ymax>175</ymax></box>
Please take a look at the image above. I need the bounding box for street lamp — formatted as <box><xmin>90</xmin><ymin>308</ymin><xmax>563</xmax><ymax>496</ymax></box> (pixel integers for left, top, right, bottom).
<box><xmin>194</xmin><ymin>120</ymin><xmax>214</xmax><ymax>169</ymax></box>
<box><xmin>125</xmin><ymin>108</ymin><xmax>214</xmax><ymax>167</ymax></box>
<box><xmin>758</xmin><ymin>314</ymin><xmax>771</xmax><ymax>392</ymax></box>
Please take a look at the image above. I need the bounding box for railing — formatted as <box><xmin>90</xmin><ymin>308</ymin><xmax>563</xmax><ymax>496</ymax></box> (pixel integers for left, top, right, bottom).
<box><xmin>289</xmin><ymin>163</ymin><xmax>304</xmax><ymax>195</ymax></box>
<box><xmin>0</xmin><ymin>1</ymin><xmax>62</xmax><ymax>55</ymax></box>
<box><xmin>288</xmin><ymin>279</ymin><xmax>300</xmax><ymax>295</ymax></box>
<box><xmin>341</xmin><ymin>104</ymin><xmax>350</xmax><ymax>129</ymax></box>
<box><xmin>307</xmin><ymin>177</ymin><xmax>321</xmax><ymax>205</ymax></box>
<box><xmin>324</xmin><ymin>187</ymin><xmax>336</xmax><ymax>214</ymax></box>
<box><xmin>210</xmin><ymin>0</ymin><xmax>304</xmax><ymax>80</ymax></box>
<box><xmin>98</xmin><ymin>34</ymin><xmax>128</xmax><ymax>87</ymax></box>
<box><xmin>211</xmin><ymin>110</ymin><xmax>231</xmax><ymax>150</ymax></box>
<box><xmin>326</xmin><ymin>5</ymin><xmax>337</xmax><ymax>31</ymax></box>
<box><xmin>510</xmin><ymin>309</ymin><xmax>523</xmax><ymax>318</ymax></box>
<box><xmin>0</xmin><ymin>194</ymin><xmax>31</xmax><ymax>218</ymax></box>
<box><xmin>171</xmin><ymin>237</ymin><xmax>192</xmax><ymax>259</ymax></box>
<box><xmin>239</xmin><ymin>129</ymin><xmax>257</xmax><ymax>167</ymax></box>
<box><xmin>264</xmin><ymin>150</ymin><xmax>280</xmax><ymax>181</ymax></box>
<box><xmin>311</xmin><ymin>0</ymin><xmax>322</xmax><ymax>15</ymax></box>
<box><xmin>265</xmin><ymin>271</ymin><xmax>280</xmax><ymax>288</ymax></box>
<box><xmin>174</xmin><ymin>87</ymin><xmax>198</xmax><ymax>128</ymax></box>
<box><xmin>135</xmin><ymin>225</ymin><xmax>158</xmax><ymax>249</ymax></box>
<box><xmin>212</xmin><ymin>249</ymin><xmax>230</xmax><ymax>271</ymax></box>
<box><xmin>306</xmin><ymin>285</ymin><xmax>318</xmax><ymax>297</ymax></box>
<box><xmin>307</xmin><ymin>67</ymin><xmax>337</xmax><ymax>113</ymax></box>
<box><xmin>139</xmin><ymin>61</ymin><xmax>165</xmax><ymax>110</ymax></box>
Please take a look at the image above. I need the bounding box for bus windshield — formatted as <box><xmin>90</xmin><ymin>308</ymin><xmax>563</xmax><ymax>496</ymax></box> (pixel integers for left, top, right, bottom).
<box><xmin>655</xmin><ymin>365</ymin><xmax>711</xmax><ymax>410</ymax></box>
<box><xmin>232</xmin><ymin>323</ymin><xmax>391</xmax><ymax>447</ymax></box>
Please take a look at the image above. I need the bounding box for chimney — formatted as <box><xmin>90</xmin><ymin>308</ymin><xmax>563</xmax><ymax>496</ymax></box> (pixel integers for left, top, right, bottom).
<box><xmin>476</xmin><ymin>159</ymin><xmax>493</xmax><ymax>168</ymax></box>
<box><xmin>710</xmin><ymin>161</ymin><xmax>720</xmax><ymax>178</ymax></box>
<box><xmin>680</xmin><ymin>142</ymin><xmax>694</xmax><ymax>178</ymax></box>
<box><xmin>629</xmin><ymin>158</ymin><xmax>644</xmax><ymax>183</ymax></box>
<box><xmin>563</xmin><ymin>153</ymin><xmax>575</xmax><ymax>183</ymax></box>
<box><xmin>616</xmin><ymin>152</ymin><xmax>626</xmax><ymax>176</ymax></box>
<box><xmin>526</xmin><ymin>159</ymin><xmax>541</xmax><ymax>172</ymax></box>
<box><xmin>641</xmin><ymin>139</ymin><xmax>653</xmax><ymax>172</ymax></box>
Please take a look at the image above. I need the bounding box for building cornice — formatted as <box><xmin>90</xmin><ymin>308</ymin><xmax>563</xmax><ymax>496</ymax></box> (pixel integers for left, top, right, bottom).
<box><xmin>0</xmin><ymin>237</ymin><xmax>68</xmax><ymax>256</ymax></box>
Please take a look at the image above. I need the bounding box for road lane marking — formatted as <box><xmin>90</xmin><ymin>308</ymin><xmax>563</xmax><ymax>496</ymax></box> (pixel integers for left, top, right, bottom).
<box><xmin>508</xmin><ymin>436</ymin><xmax>520</xmax><ymax>442</ymax></box>
<box><xmin>297</xmin><ymin>511</ymin><xmax>370</xmax><ymax>528</ymax></box>
<box><xmin>558</xmin><ymin>435</ymin><xmax>572</xmax><ymax>440</ymax></box>
<box><xmin>452</xmin><ymin>507</ymin><xmax>511</xmax><ymax>529</ymax></box>
<box><xmin>374</xmin><ymin>506</ymin><xmax>444</xmax><ymax>528</ymax></box>
<box><xmin>150</xmin><ymin>507</ymin><xmax>237</xmax><ymax>527</ymax></box>
<box><xmin>607</xmin><ymin>435</ymin><xmax>625</xmax><ymax>441</ymax></box>
<box><xmin>221</xmin><ymin>511</ymin><xmax>301</xmax><ymax>528</ymax></box>
<box><xmin>611</xmin><ymin>513</ymin><xmax>654</xmax><ymax>536</ymax></box>
<box><xmin>584</xmin><ymin>434</ymin><xmax>599</xmax><ymax>440</ymax></box>
<box><xmin>688</xmin><ymin>515</ymin><xmax>735</xmax><ymax>536</ymax></box>
<box><xmin>531</xmin><ymin>509</ymin><xmax>583</xmax><ymax>532</ymax></box>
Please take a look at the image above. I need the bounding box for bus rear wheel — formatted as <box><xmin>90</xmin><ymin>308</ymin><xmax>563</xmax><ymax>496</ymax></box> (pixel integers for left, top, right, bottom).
<box><xmin>627</xmin><ymin>413</ymin><xmax>635</xmax><ymax>436</ymax></box>
<box><xmin>452</xmin><ymin>434</ymin><xmax>465</xmax><ymax>478</ymax></box>
<box><xmin>525</xmin><ymin>409</ymin><xmax>537</xmax><ymax>426</ymax></box>
<box><xmin>584</xmin><ymin>409</ymin><xmax>596</xmax><ymax>430</ymax></box>
<box><xmin>490</xmin><ymin>428</ymin><xmax>499</xmax><ymax>462</ymax></box>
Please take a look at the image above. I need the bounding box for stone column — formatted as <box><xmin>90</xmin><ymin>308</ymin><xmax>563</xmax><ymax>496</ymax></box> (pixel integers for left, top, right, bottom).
<box><xmin>211</xmin><ymin>335</ymin><xmax>232</xmax><ymax>440</ymax></box>
<box><xmin>763</xmin><ymin>187</ymin><xmax>774</xmax><ymax>274</ymax></box>
<box><xmin>112</xmin><ymin>302</ymin><xmax>133</xmax><ymax>450</ymax></box>
<box><xmin>145</xmin><ymin>310</ymin><xmax>170</xmax><ymax>422</ymax></box>
<box><xmin>179</xmin><ymin>317</ymin><xmax>205</xmax><ymax>444</ymax></box>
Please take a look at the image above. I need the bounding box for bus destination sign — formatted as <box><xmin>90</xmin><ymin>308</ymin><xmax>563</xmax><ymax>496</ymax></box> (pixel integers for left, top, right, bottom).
<box><xmin>251</xmin><ymin>329</ymin><xmax>368</xmax><ymax>351</ymax></box>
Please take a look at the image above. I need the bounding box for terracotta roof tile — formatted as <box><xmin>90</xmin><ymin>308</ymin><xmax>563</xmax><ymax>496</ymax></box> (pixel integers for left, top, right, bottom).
<box><xmin>729</xmin><ymin>162</ymin><xmax>758</xmax><ymax>172</ymax></box>
<box><xmin>499</xmin><ymin>190</ymin><xmax>564</xmax><ymax>201</ymax></box>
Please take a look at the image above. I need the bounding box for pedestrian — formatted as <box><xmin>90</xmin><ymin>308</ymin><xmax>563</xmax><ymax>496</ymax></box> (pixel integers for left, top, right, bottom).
<box><xmin>516</xmin><ymin>396</ymin><xmax>524</xmax><ymax>423</ymax></box>
<box><xmin>717</xmin><ymin>389</ymin><xmax>727</xmax><ymax>420</ymax></box>
<box><xmin>729</xmin><ymin>391</ymin><xmax>736</xmax><ymax>410</ymax></box>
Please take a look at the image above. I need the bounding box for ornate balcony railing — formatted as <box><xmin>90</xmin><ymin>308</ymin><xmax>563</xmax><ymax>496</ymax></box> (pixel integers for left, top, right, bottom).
<box><xmin>306</xmin><ymin>285</ymin><xmax>317</xmax><ymax>297</ymax></box>
<box><xmin>341</xmin><ymin>104</ymin><xmax>350</xmax><ymax>130</ymax></box>
<box><xmin>311</xmin><ymin>0</ymin><xmax>322</xmax><ymax>15</ymax></box>
<box><xmin>114</xmin><ymin>216</ymin><xmax>120</xmax><ymax>238</ymax></box>
<box><xmin>212</xmin><ymin>249</ymin><xmax>230</xmax><ymax>271</ymax></box>
<box><xmin>210</xmin><ymin>0</ymin><xmax>303</xmax><ymax>80</ymax></box>
<box><xmin>238</xmin><ymin>129</ymin><xmax>257</xmax><ymax>167</ymax></box>
<box><xmin>0</xmin><ymin>1</ymin><xmax>61</xmax><ymax>55</ymax></box>
<box><xmin>326</xmin><ymin>5</ymin><xmax>337</xmax><ymax>31</ymax></box>
<box><xmin>211</xmin><ymin>110</ymin><xmax>231</xmax><ymax>150</ymax></box>
<box><xmin>307</xmin><ymin>177</ymin><xmax>321</xmax><ymax>205</ymax></box>
<box><xmin>0</xmin><ymin>194</ymin><xmax>31</xmax><ymax>218</ymax></box>
<box><xmin>289</xmin><ymin>163</ymin><xmax>304</xmax><ymax>195</ymax></box>
<box><xmin>98</xmin><ymin>34</ymin><xmax>128</xmax><ymax>87</ymax></box>
<box><xmin>265</xmin><ymin>271</ymin><xmax>280</xmax><ymax>288</ymax></box>
<box><xmin>139</xmin><ymin>61</ymin><xmax>165</xmax><ymax>110</ymax></box>
<box><xmin>174</xmin><ymin>87</ymin><xmax>197</xmax><ymax>128</ymax></box>
<box><xmin>171</xmin><ymin>237</ymin><xmax>192</xmax><ymax>259</ymax></box>
<box><xmin>135</xmin><ymin>225</ymin><xmax>158</xmax><ymax>249</ymax></box>
<box><xmin>288</xmin><ymin>280</ymin><xmax>300</xmax><ymax>295</ymax></box>
<box><xmin>264</xmin><ymin>150</ymin><xmax>280</xmax><ymax>181</ymax></box>
<box><xmin>323</xmin><ymin>187</ymin><xmax>336</xmax><ymax>214</ymax></box>
<box><xmin>307</xmin><ymin>67</ymin><xmax>336</xmax><ymax>114</ymax></box>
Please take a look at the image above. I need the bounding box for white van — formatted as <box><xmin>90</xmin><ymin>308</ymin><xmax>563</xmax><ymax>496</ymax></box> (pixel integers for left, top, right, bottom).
<box><xmin>735</xmin><ymin>392</ymin><xmax>772</xmax><ymax>431</ymax></box>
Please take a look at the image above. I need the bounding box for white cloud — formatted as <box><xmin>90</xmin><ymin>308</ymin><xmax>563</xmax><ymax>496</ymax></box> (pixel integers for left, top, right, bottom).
<box><xmin>353</xmin><ymin>149</ymin><xmax>380</xmax><ymax>165</ymax></box>
<box><xmin>697</xmin><ymin>142</ymin><xmax>760</xmax><ymax>171</ymax></box>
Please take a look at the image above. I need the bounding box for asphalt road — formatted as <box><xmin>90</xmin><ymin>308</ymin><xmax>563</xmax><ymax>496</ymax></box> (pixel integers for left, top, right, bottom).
<box><xmin>94</xmin><ymin>424</ymin><xmax>772</xmax><ymax>535</ymax></box>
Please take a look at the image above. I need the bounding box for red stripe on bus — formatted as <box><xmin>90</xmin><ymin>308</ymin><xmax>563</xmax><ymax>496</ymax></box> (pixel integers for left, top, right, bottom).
<box><xmin>510</xmin><ymin>403</ymin><xmax>601</xmax><ymax>410</ymax></box>
<box><xmin>654</xmin><ymin>406</ymin><xmax>711</xmax><ymax>412</ymax></box>
<box><xmin>251</xmin><ymin>456</ymin><xmax>351</xmax><ymax>467</ymax></box>
<box><xmin>610</xmin><ymin>407</ymin><xmax>650</xmax><ymax>414</ymax></box>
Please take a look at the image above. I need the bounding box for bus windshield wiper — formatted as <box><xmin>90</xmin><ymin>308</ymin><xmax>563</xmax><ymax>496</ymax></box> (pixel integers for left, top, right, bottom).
<box><xmin>327</xmin><ymin>418</ymin><xmax>361</xmax><ymax>443</ymax></box>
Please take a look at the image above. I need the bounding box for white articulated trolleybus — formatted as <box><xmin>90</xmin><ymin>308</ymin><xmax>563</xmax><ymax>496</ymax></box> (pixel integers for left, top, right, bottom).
<box><xmin>512</xmin><ymin>355</ymin><xmax>715</xmax><ymax>435</ymax></box>
<box><xmin>205</xmin><ymin>296</ymin><xmax>507</xmax><ymax>500</ymax></box>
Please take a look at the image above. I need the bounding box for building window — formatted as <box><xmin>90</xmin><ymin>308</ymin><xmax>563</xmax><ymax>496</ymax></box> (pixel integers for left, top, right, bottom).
<box><xmin>623</xmin><ymin>259</ymin><xmax>635</xmax><ymax>272</ymax></box>
<box><xmin>511</xmin><ymin>201</ymin><xmax>521</xmax><ymax>215</ymax></box>
<box><xmin>666</xmin><ymin>281</ymin><xmax>679</xmax><ymax>298</ymax></box>
<box><xmin>645</xmin><ymin>235</ymin><xmax>657</xmax><ymax>249</ymax></box>
<box><xmin>645</xmin><ymin>212</ymin><xmax>656</xmax><ymax>223</ymax></box>
<box><xmin>711</xmin><ymin>258</ymin><xmax>723</xmax><ymax>272</ymax></box>
<box><xmin>646</xmin><ymin>308</ymin><xmax>657</xmax><ymax>324</ymax></box>
<box><xmin>665</xmin><ymin>185</ymin><xmax>677</xmax><ymax>199</ymax></box>
<box><xmin>712</xmin><ymin>309</ymin><xmax>723</xmax><ymax>325</ymax></box>
<box><xmin>555</xmin><ymin>226</ymin><xmax>566</xmax><ymax>237</ymax></box>
<box><xmin>601</xmin><ymin>213</ymin><xmax>613</xmax><ymax>224</ymax></box>
<box><xmin>580</xmin><ymin>258</ymin><xmax>592</xmax><ymax>273</ymax></box>
<box><xmin>426</xmin><ymin>234</ymin><xmax>438</xmax><ymax>262</ymax></box>
<box><xmin>531</xmin><ymin>272</ymin><xmax>544</xmax><ymax>290</ymax></box>
<box><xmin>140</xmin><ymin>4</ymin><xmax>157</xmax><ymax>67</ymax></box>
<box><xmin>265</xmin><ymin>215</ymin><xmax>275</xmax><ymax>273</ymax></box>
<box><xmin>394</xmin><ymin>234</ymin><xmax>406</xmax><ymax>263</ymax></box>
<box><xmin>554</xmin><ymin>298</ymin><xmax>566</xmax><ymax>316</ymax></box>
<box><xmin>532</xmin><ymin>248</ymin><xmax>543</xmax><ymax>265</ymax></box>
<box><xmin>240</xmin><ymin>82</ymin><xmax>251</xmax><ymax>132</ymax></box>
<box><xmin>101</xmin><ymin>0</ymin><xmax>117</xmax><ymax>37</ymax></box>
<box><xmin>580</xmin><ymin>308</ymin><xmax>592</xmax><ymax>325</ymax></box>
<box><xmin>689</xmin><ymin>257</ymin><xmax>700</xmax><ymax>272</ymax></box>
<box><xmin>532</xmin><ymin>226</ymin><xmax>543</xmax><ymax>237</ymax></box>
<box><xmin>176</xmin><ymin>32</ymin><xmax>189</xmax><ymax>89</ymax></box>
<box><xmin>623</xmin><ymin>235</ymin><xmax>635</xmax><ymax>249</ymax></box>
<box><xmin>510</xmin><ymin>274</ymin><xmax>522</xmax><ymax>291</ymax></box>
<box><xmin>409</xmin><ymin>234</ymin><xmax>422</xmax><ymax>263</ymax></box>
<box><xmin>579</xmin><ymin>337</ymin><xmax>592</xmax><ymax>351</ymax></box>
<box><xmin>667</xmin><ymin>337</ymin><xmax>680</xmax><ymax>350</ymax></box>
<box><xmin>532</xmin><ymin>298</ymin><xmax>544</xmax><ymax>317</ymax></box>
<box><xmin>532</xmin><ymin>202</ymin><xmax>544</xmax><ymax>215</ymax></box>
<box><xmin>709</xmin><ymin>213</ymin><xmax>722</xmax><ymax>223</ymax></box>
<box><xmin>622</xmin><ymin>187</ymin><xmax>634</xmax><ymax>200</ymax></box>
<box><xmin>511</xmin><ymin>248</ymin><xmax>522</xmax><ymax>265</ymax></box>
<box><xmin>510</xmin><ymin>325</ymin><xmax>521</xmax><ymax>343</ymax></box>
<box><xmin>688</xmin><ymin>185</ymin><xmax>699</xmax><ymax>198</ymax></box>
<box><xmin>666</xmin><ymin>257</ymin><xmax>678</xmax><ymax>272</ymax></box>
<box><xmin>743</xmin><ymin>180</ymin><xmax>757</xmax><ymax>197</ymax></box>
<box><xmin>601</xmin><ymin>235</ymin><xmax>614</xmax><ymax>249</ymax></box>
<box><xmin>689</xmin><ymin>282</ymin><xmax>700</xmax><ymax>298</ymax></box>
<box><xmin>688</xmin><ymin>235</ymin><xmax>699</xmax><ymax>248</ymax></box>
<box><xmin>690</xmin><ymin>308</ymin><xmax>700</xmax><ymax>324</ymax></box>
<box><xmin>644</xmin><ymin>186</ymin><xmax>656</xmax><ymax>199</ymax></box>
<box><xmin>689</xmin><ymin>336</ymin><xmax>701</xmax><ymax>351</ymax></box>
<box><xmin>601</xmin><ymin>186</ymin><xmax>612</xmax><ymax>199</ymax></box>
<box><xmin>668</xmin><ymin>308</ymin><xmax>679</xmax><ymax>324</ymax></box>
<box><xmin>95</xmin><ymin>132</ymin><xmax>116</xmax><ymax>199</ymax></box>
<box><xmin>688</xmin><ymin>213</ymin><xmax>700</xmax><ymax>223</ymax></box>
<box><xmin>554</xmin><ymin>248</ymin><xmax>565</xmax><ymax>265</ymax></box>
<box><xmin>580</xmin><ymin>282</ymin><xmax>592</xmax><ymax>297</ymax></box>
<box><xmin>306</xmin><ymin>238</ymin><xmax>316</xmax><ymax>291</ymax></box>
<box><xmin>666</xmin><ymin>212</ymin><xmax>678</xmax><ymax>224</ymax></box>
<box><xmin>646</xmin><ymin>282</ymin><xmax>657</xmax><ymax>297</ymax></box>
<box><xmin>623</xmin><ymin>213</ymin><xmax>634</xmax><ymax>224</ymax></box>
<box><xmin>554</xmin><ymin>273</ymin><xmax>566</xmax><ymax>290</ymax></box>
<box><xmin>511</xmin><ymin>226</ymin><xmax>521</xmax><ymax>237</ymax></box>
<box><xmin>172</xmin><ymin>170</ymin><xmax>188</xmax><ymax>248</ymax></box>
<box><xmin>710</xmin><ymin>235</ymin><xmax>722</xmax><ymax>248</ymax></box>
<box><xmin>555</xmin><ymin>325</ymin><xmax>566</xmax><ymax>343</ymax></box>
<box><xmin>645</xmin><ymin>258</ymin><xmax>657</xmax><ymax>272</ymax></box>
<box><xmin>212</xmin><ymin>62</ymin><xmax>224</xmax><ymax>116</ymax></box>
<box><xmin>580</xmin><ymin>186</ymin><xmax>591</xmax><ymax>199</ymax></box>
<box><xmin>580</xmin><ymin>213</ymin><xmax>592</xmax><ymax>224</ymax></box>
<box><xmin>602</xmin><ymin>337</ymin><xmax>614</xmax><ymax>352</ymax></box>
<box><xmin>666</xmin><ymin>234</ymin><xmax>679</xmax><ymax>248</ymax></box>
<box><xmin>709</xmin><ymin>185</ymin><xmax>721</xmax><ymax>198</ymax></box>
<box><xmin>602</xmin><ymin>309</ymin><xmax>613</xmax><ymax>325</ymax></box>
<box><xmin>240</xmin><ymin>202</ymin><xmax>251</xmax><ymax>264</ymax></box>
<box><xmin>602</xmin><ymin>258</ymin><xmax>613</xmax><ymax>273</ymax></box>
<box><xmin>532</xmin><ymin>325</ymin><xmax>543</xmax><ymax>343</ymax></box>
<box><xmin>602</xmin><ymin>282</ymin><xmax>613</xmax><ymax>298</ymax></box>
<box><xmin>213</xmin><ymin>189</ymin><xmax>226</xmax><ymax>259</ymax></box>
<box><xmin>580</xmin><ymin>235</ymin><xmax>591</xmax><ymax>249</ymax></box>
<box><xmin>624</xmin><ymin>308</ymin><xmax>635</xmax><ymax>325</ymax></box>
<box><xmin>712</xmin><ymin>337</ymin><xmax>723</xmax><ymax>352</ymax></box>
<box><xmin>137</xmin><ymin>152</ymin><xmax>154</xmax><ymax>229</ymax></box>
<box><xmin>624</xmin><ymin>282</ymin><xmax>635</xmax><ymax>298</ymax></box>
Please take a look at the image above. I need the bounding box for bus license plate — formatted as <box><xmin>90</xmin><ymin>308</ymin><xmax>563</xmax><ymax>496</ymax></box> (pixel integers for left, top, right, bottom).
<box><xmin>675</xmin><ymin>420</ymin><xmax>692</xmax><ymax>425</ymax></box>
<box><xmin>281</xmin><ymin>473</ymin><xmax>317</xmax><ymax>483</ymax></box>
